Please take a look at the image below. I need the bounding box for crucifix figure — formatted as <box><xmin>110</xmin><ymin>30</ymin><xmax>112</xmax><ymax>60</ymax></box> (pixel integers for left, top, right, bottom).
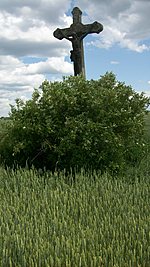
<box><xmin>53</xmin><ymin>7</ymin><xmax>103</xmax><ymax>77</ymax></box>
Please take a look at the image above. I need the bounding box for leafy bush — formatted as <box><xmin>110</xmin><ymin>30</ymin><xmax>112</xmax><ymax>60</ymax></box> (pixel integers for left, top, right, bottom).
<box><xmin>0</xmin><ymin>72</ymin><xmax>149</xmax><ymax>173</ymax></box>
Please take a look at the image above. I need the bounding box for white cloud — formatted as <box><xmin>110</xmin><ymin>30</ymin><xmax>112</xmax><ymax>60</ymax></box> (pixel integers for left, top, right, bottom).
<box><xmin>0</xmin><ymin>0</ymin><xmax>70</xmax><ymax>24</ymax></box>
<box><xmin>0</xmin><ymin>55</ymin><xmax>44</xmax><ymax>87</ymax></box>
<box><xmin>0</xmin><ymin>55</ymin><xmax>72</xmax><ymax>116</ymax></box>
<box><xmin>0</xmin><ymin>11</ymin><xmax>71</xmax><ymax>58</ymax></box>
<box><xmin>25</xmin><ymin>57</ymin><xmax>73</xmax><ymax>75</ymax></box>
<box><xmin>110</xmin><ymin>61</ymin><xmax>119</xmax><ymax>65</ymax></box>
<box><xmin>76</xmin><ymin>0</ymin><xmax>150</xmax><ymax>52</ymax></box>
<box><xmin>0</xmin><ymin>0</ymin><xmax>73</xmax><ymax>116</ymax></box>
<box><xmin>0</xmin><ymin>88</ymin><xmax>34</xmax><ymax>117</ymax></box>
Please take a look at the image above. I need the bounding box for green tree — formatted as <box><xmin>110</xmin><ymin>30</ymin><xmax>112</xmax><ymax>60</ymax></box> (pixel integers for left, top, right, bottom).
<box><xmin>0</xmin><ymin>72</ymin><xmax>149</xmax><ymax>173</ymax></box>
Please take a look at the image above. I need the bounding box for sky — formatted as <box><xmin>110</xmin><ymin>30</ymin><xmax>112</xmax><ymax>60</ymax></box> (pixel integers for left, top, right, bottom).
<box><xmin>0</xmin><ymin>0</ymin><xmax>150</xmax><ymax>117</ymax></box>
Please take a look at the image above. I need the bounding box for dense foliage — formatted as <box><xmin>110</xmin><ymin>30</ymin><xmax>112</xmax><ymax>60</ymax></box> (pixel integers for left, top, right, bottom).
<box><xmin>0</xmin><ymin>72</ymin><xmax>149</xmax><ymax>172</ymax></box>
<box><xmin>0</xmin><ymin>166</ymin><xmax>150</xmax><ymax>266</ymax></box>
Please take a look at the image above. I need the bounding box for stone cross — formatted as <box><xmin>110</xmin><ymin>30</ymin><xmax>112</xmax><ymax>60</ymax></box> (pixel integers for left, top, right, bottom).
<box><xmin>53</xmin><ymin>7</ymin><xmax>103</xmax><ymax>77</ymax></box>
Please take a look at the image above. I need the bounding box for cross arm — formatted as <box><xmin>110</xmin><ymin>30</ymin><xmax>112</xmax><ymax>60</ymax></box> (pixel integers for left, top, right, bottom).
<box><xmin>53</xmin><ymin>27</ymin><xmax>71</xmax><ymax>40</ymax></box>
<box><xmin>87</xmin><ymin>21</ymin><xmax>103</xmax><ymax>35</ymax></box>
<box><xmin>53</xmin><ymin>21</ymin><xmax>103</xmax><ymax>40</ymax></box>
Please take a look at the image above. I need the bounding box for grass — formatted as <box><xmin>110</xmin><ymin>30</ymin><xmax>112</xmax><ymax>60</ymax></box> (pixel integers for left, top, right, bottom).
<box><xmin>0</xmin><ymin>167</ymin><xmax>150</xmax><ymax>266</ymax></box>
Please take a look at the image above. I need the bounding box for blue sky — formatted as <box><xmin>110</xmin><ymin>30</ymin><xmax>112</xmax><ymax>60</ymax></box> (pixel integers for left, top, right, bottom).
<box><xmin>85</xmin><ymin>44</ymin><xmax>149</xmax><ymax>91</ymax></box>
<box><xmin>0</xmin><ymin>0</ymin><xmax>150</xmax><ymax>117</ymax></box>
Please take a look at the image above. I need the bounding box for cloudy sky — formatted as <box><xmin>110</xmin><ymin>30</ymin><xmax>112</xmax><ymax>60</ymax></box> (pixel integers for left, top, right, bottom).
<box><xmin>0</xmin><ymin>0</ymin><xmax>150</xmax><ymax>117</ymax></box>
